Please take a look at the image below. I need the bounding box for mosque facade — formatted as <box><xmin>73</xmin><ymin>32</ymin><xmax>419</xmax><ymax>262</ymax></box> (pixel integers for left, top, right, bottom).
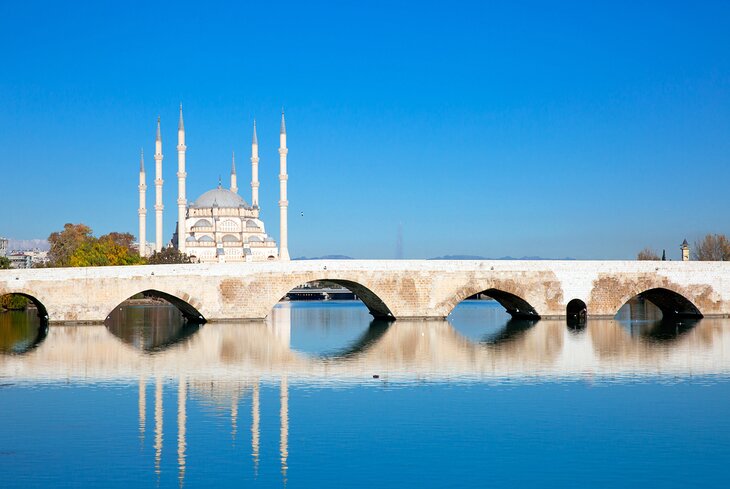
<box><xmin>137</xmin><ymin>107</ymin><xmax>290</xmax><ymax>263</ymax></box>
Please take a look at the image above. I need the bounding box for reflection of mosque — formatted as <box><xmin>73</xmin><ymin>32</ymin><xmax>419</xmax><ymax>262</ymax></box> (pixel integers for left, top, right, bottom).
<box><xmin>4</xmin><ymin>301</ymin><xmax>730</xmax><ymax>485</ymax></box>
<box><xmin>137</xmin><ymin>374</ymin><xmax>289</xmax><ymax>487</ymax></box>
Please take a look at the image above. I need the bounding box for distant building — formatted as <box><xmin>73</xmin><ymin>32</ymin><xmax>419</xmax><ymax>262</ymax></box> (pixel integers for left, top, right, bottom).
<box><xmin>9</xmin><ymin>252</ymin><xmax>32</xmax><ymax>269</ymax></box>
<box><xmin>137</xmin><ymin>107</ymin><xmax>289</xmax><ymax>263</ymax></box>
<box><xmin>0</xmin><ymin>236</ymin><xmax>7</xmax><ymax>257</ymax></box>
<box><xmin>7</xmin><ymin>249</ymin><xmax>48</xmax><ymax>269</ymax></box>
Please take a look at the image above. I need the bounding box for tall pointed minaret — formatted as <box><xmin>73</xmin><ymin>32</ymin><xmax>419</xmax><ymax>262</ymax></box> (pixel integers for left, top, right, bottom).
<box><xmin>230</xmin><ymin>151</ymin><xmax>238</xmax><ymax>194</ymax></box>
<box><xmin>154</xmin><ymin>117</ymin><xmax>164</xmax><ymax>252</ymax></box>
<box><xmin>138</xmin><ymin>149</ymin><xmax>147</xmax><ymax>257</ymax></box>
<box><xmin>278</xmin><ymin>111</ymin><xmax>290</xmax><ymax>261</ymax></box>
<box><xmin>250</xmin><ymin>120</ymin><xmax>259</xmax><ymax>207</ymax></box>
<box><xmin>177</xmin><ymin>105</ymin><xmax>187</xmax><ymax>254</ymax></box>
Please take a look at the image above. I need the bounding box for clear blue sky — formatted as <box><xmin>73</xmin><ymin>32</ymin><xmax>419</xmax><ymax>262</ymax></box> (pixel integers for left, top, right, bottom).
<box><xmin>1</xmin><ymin>1</ymin><xmax>728</xmax><ymax>259</ymax></box>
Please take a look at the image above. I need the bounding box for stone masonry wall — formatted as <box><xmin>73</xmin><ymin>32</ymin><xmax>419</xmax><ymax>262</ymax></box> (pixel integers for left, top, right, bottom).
<box><xmin>1</xmin><ymin>260</ymin><xmax>730</xmax><ymax>323</ymax></box>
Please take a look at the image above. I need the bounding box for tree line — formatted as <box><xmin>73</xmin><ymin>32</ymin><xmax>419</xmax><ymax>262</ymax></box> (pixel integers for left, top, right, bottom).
<box><xmin>43</xmin><ymin>223</ymin><xmax>192</xmax><ymax>267</ymax></box>
<box><xmin>637</xmin><ymin>234</ymin><xmax>730</xmax><ymax>261</ymax></box>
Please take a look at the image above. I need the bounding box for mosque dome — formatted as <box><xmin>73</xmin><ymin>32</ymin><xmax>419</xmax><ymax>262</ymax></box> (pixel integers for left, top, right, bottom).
<box><xmin>192</xmin><ymin>187</ymin><xmax>248</xmax><ymax>209</ymax></box>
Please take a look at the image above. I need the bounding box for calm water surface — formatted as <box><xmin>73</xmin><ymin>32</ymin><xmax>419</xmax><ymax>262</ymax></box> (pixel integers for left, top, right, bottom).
<box><xmin>1</xmin><ymin>300</ymin><xmax>730</xmax><ymax>488</ymax></box>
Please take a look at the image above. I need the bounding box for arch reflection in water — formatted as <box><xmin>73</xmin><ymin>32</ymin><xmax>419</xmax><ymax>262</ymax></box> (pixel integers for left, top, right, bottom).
<box><xmin>280</xmin><ymin>301</ymin><xmax>390</xmax><ymax>358</ymax></box>
<box><xmin>105</xmin><ymin>302</ymin><xmax>201</xmax><ymax>353</ymax></box>
<box><xmin>0</xmin><ymin>309</ymin><xmax>48</xmax><ymax>355</ymax></box>
<box><xmin>447</xmin><ymin>299</ymin><xmax>538</xmax><ymax>344</ymax></box>
<box><xmin>480</xmin><ymin>318</ymin><xmax>539</xmax><ymax>345</ymax></box>
<box><xmin>3</xmin><ymin>310</ymin><xmax>730</xmax><ymax>383</ymax></box>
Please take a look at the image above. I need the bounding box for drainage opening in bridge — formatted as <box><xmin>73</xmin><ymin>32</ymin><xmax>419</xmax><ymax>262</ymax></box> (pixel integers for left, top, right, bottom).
<box><xmin>615</xmin><ymin>288</ymin><xmax>703</xmax><ymax>341</ymax></box>
<box><xmin>448</xmin><ymin>289</ymin><xmax>539</xmax><ymax>344</ymax></box>
<box><xmin>566</xmin><ymin>299</ymin><xmax>587</xmax><ymax>332</ymax></box>
<box><xmin>104</xmin><ymin>290</ymin><xmax>204</xmax><ymax>353</ymax></box>
<box><xmin>275</xmin><ymin>280</ymin><xmax>393</xmax><ymax>358</ymax></box>
<box><xmin>0</xmin><ymin>293</ymin><xmax>49</xmax><ymax>355</ymax></box>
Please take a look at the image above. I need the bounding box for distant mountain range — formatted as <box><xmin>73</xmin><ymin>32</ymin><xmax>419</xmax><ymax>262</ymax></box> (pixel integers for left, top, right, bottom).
<box><xmin>294</xmin><ymin>254</ymin><xmax>575</xmax><ymax>260</ymax></box>
<box><xmin>5</xmin><ymin>238</ymin><xmax>50</xmax><ymax>251</ymax></box>
<box><xmin>293</xmin><ymin>255</ymin><xmax>354</xmax><ymax>260</ymax></box>
<box><xmin>429</xmin><ymin>255</ymin><xmax>576</xmax><ymax>260</ymax></box>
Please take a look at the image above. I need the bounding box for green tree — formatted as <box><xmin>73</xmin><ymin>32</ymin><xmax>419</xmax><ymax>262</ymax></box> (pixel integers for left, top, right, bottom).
<box><xmin>0</xmin><ymin>256</ymin><xmax>10</xmax><ymax>269</ymax></box>
<box><xmin>637</xmin><ymin>248</ymin><xmax>660</xmax><ymax>260</ymax></box>
<box><xmin>0</xmin><ymin>294</ymin><xmax>29</xmax><ymax>311</ymax></box>
<box><xmin>147</xmin><ymin>247</ymin><xmax>193</xmax><ymax>264</ymax></box>
<box><xmin>694</xmin><ymin>234</ymin><xmax>730</xmax><ymax>261</ymax></box>
<box><xmin>69</xmin><ymin>236</ymin><xmax>146</xmax><ymax>267</ymax></box>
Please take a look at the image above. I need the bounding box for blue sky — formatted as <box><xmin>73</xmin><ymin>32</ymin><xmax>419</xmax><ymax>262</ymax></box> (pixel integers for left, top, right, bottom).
<box><xmin>1</xmin><ymin>1</ymin><xmax>728</xmax><ymax>259</ymax></box>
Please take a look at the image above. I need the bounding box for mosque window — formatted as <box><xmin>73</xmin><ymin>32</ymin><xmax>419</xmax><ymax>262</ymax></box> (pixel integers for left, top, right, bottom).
<box><xmin>220</xmin><ymin>220</ymin><xmax>238</xmax><ymax>232</ymax></box>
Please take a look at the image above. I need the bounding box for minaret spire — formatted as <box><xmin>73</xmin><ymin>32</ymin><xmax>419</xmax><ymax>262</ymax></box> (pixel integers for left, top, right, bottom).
<box><xmin>178</xmin><ymin>103</ymin><xmax>185</xmax><ymax>131</ymax></box>
<box><xmin>154</xmin><ymin>117</ymin><xmax>164</xmax><ymax>253</ymax></box>
<box><xmin>177</xmin><ymin>105</ymin><xmax>188</xmax><ymax>254</ymax></box>
<box><xmin>138</xmin><ymin>148</ymin><xmax>147</xmax><ymax>257</ymax></box>
<box><xmin>278</xmin><ymin>110</ymin><xmax>290</xmax><ymax>261</ymax></box>
<box><xmin>250</xmin><ymin>119</ymin><xmax>259</xmax><ymax>207</ymax></box>
<box><xmin>230</xmin><ymin>151</ymin><xmax>238</xmax><ymax>194</ymax></box>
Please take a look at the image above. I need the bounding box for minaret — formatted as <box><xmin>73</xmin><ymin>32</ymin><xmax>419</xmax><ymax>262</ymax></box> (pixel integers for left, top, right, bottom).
<box><xmin>177</xmin><ymin>105</ymin><xmax>187</xmax><ymax>254</ymax></box>
<box><xmin>278</xmin><ymin>111</ymin><xmax>290</xmax><ymax>261</ymax></box>
<box><xmin>154</xmin><ymin>117</ymin><xmax>164</xmax><ymax>252</ymax></box>
<box><xmin>154</xmin><ymin>375</ymin><xmax>164</xmax><ymax>477</ymax></box>
<box><xmin>230</xmin><ymin>151</ymin><xmax>238</xmax><ymax>194</ymax></box>
<box><xmin>251</xmin><ymin>379</ymin><xmax>260</xmax><ymax>475</ymax></box>
<box><xmin>251</xmin><ymin>120</ymin><xmax>259</xmax><ymax>207</ymax></box>
<box><xmin>280</xmin><ymin>375</ymin><xmax>289</xmax><ymax>483</ymax></box>
<box><xmin>177</xmin><ymin>376</ymin><xmax>187</xmax><ymax>487</ymax></box>
<box><xmin>138</xmin><ymin>374</ymin><xmax>146</xmax><ymax>444</ymax></box>
<box><xmin>138</xmin><ymin>149</ymin><xmax>147</xmax><ymax>257</ymax></box>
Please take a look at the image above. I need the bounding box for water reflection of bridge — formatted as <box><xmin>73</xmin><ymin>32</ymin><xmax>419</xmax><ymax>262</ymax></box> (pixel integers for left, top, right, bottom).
<box><xmin>2</xmin><ymin>307</ymin><xmax>730</xmax><ymax>381</ymax></box>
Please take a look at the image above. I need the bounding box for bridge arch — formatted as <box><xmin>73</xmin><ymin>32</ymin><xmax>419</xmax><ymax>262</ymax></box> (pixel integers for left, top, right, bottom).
<box><xmin>446</xmin><ymin>285</ymin><xmax>540</xmax><ymax>319</ymax></box>
<box><xmin>0</xmin><ymin>291</ymin><xmax>49</xmax><ymax>320</ymax></box>
<box><xmin>615</xmin><ymin>287</ymin><xmax>703</xmax><ymax>319</ymax></box>
<box><xmin>271</xmin><ymin>278</ymin><xmax>394</xmax><ymax>319</ymax></box>
<box><xmin>105</xmin><ymin>289</ymin><xmax>207</xmax><ymax>324</ymax></box>
<box><xmin>0</xmin><ymin>292</ymin><xmax>49</xmax><ymax>355</ymax></box>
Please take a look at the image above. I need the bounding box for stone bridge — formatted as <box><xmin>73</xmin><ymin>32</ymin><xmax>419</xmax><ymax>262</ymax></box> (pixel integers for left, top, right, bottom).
<box><xmin>1</xmin><ymin>260</ymin><xmax>729</xmax><ymax>323</ymax></box>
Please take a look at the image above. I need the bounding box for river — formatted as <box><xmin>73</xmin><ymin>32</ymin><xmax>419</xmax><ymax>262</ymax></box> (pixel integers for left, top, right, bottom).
<box><xmin>1</xmin><ymin>300</ymin><xmax>729</xmax><ymax>487</ymax></box>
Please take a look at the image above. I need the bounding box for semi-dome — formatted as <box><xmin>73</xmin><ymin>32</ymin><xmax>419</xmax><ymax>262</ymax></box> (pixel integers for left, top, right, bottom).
<box><xmin>192</xmin><ymin>188</ymin><xmax>248</xmax><ymax>209</ymax></box>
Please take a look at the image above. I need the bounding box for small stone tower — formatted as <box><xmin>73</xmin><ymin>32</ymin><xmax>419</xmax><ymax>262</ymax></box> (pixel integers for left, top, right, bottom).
<box><xmin>681</xmin><ymin>239</ymin><xmax>690</xmax><ymax>261</ymax></box>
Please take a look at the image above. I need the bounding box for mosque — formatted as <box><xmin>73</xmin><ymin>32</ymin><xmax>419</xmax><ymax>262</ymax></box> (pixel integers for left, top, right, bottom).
<box><xmin>137</xmin><ymin>106</ymin><xmax>290</xmax><ymax>263</ymax></box>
